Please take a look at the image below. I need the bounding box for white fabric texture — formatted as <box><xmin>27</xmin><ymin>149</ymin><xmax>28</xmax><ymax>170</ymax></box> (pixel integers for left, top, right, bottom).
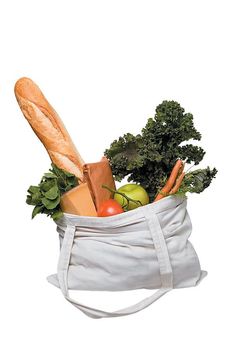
<box><xmin>47</xmin><ymin>195</ymin><xmax>207</xmax><ymax>318</ymax></box>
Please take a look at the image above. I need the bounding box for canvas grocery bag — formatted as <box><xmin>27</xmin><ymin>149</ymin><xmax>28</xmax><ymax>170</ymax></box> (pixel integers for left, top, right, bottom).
<box><xmin>47</xmin><ymin>195</ymin><xmax>207</xmax><ymax>318</ymax></box>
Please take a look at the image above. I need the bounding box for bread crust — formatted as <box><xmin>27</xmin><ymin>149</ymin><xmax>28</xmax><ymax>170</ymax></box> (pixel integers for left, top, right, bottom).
<box><xmin>15</xmin><ymin>77</ymin><xmax>84</xmax><ymax>181</ymax></box>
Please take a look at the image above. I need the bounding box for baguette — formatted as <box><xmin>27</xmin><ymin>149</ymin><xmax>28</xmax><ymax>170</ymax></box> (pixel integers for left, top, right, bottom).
<box><xmin>14</xmin><ymin>77</ymin><xmax>84</xmax><ymax>182</ymax></box>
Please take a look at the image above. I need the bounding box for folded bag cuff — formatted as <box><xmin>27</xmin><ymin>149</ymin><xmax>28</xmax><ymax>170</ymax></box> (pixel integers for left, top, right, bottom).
<box><xmin>56</xmin><ymin>195</ymin><xmax>186</xmax><ymax>229</ymax></box>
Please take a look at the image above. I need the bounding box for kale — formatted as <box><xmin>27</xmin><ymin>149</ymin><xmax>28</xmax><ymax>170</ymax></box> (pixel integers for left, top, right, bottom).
<box><xmin>178</xmin><ymin>167</ymin><xmax>218</xmax><ymax>195</ymax></box>
<box><xmin>104</xmin><ymin>100</ymin><xmax>216</xmax><ymax>201</ymax></box>
<box><xmin>26</xmin><ymin>164</ymin><xmax>78</xmax><ymax>220</ymax></box>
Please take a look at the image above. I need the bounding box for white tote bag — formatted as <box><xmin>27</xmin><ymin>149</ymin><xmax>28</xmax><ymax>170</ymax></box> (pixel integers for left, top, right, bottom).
<box><xmin>47</xmin><ymin>195</ymin><xmax>207</xmax><ymax>319</ymax></box>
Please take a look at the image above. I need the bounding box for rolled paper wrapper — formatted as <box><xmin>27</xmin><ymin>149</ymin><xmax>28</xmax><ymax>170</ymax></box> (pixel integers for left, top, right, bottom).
<box><xmin>83</xmin><ymin>157</ymin><xmax>116</xmax><ymax>210</ymax></box>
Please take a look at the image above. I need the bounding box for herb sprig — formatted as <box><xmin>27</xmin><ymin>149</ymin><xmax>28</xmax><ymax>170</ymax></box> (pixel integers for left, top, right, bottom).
<box><xmin>26</xmin><ymin>164</ymin><xmax>78</xmax><ymax>220</ymax></box>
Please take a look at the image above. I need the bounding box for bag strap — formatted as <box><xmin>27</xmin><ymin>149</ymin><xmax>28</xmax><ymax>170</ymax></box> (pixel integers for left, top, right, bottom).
<box><xmin>142</xmin><ymin>207</ymin><xmax>173</xmax><ymax>288</ymax></box>
<box><xmin>57</xmin><ymin>209</ymin><xmax>173</xmax><ymax>319</ymax></box>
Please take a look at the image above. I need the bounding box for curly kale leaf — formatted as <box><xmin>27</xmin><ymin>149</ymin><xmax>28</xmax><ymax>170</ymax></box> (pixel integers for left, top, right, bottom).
<box><xmin>26</xmin><ymin>164</ymin><xmax>78</xmax><ymax>220</ymax></box>
<box><xmin>105</xmin><ymin>100</ymin><xmax>215</xmax><ymax>201</ymax></box>
<box><xmin>177</xmin><ymin>144</ymin><xmax>205</xmax><ymax>165</ymax></box>
<box><xmin>178</xmin><ymin>167</ymin><xmax>218</xmax><ymax>195</ymax></box>
<box><xmin>142</xmin><ymin>101</ymin><xmax>202</xmax><ymax>146</ymax></box>
<box><xmin>104</xmin><ymin>133</ymin><xmax>145</xmax><ymax>181</ymax></box>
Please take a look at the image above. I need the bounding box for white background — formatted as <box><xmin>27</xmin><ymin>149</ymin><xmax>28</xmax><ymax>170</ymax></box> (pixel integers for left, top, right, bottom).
<box><xmin>0</xmin><ymin>0</ymin><xmax>235</xmax><ymax>353</ymax></box>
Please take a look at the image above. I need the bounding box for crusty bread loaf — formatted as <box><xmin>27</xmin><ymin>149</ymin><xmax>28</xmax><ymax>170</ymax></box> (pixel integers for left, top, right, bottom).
<box><xmin>14</xmin><ymin>77</ymin><xmax>85</xmax><ymax>182</ymax></box>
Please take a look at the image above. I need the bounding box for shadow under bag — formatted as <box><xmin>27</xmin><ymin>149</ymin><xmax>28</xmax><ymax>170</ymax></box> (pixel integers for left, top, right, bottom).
<box><xmin>48</xmin><ymin>195</ymin><xmax>207</xmax><ymax>319</ymax></box>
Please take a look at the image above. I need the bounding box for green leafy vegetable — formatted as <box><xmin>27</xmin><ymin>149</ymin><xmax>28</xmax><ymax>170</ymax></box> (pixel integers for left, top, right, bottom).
<box><xmin>43</xmin><ymin>185</ymin><xmax>59</xmax><ymax>200</ymax></box>
<box><xmin>105</xmin><ymin>101</ymin><xmax>216</xmax><ymax>200</ymax></box>
<box><xmin>177</xmin><ymin>167</ymin><xmax>218</xmax><ymax>195</ymax></box>
<box><xmin>26</xmin><ymin>164</ymin><xmax>78</xmax><ymax>220</ymax></box>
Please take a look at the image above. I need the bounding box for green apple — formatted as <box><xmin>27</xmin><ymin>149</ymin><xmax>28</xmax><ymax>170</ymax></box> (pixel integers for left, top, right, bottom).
<box><xmin>114</xmin><ymin>183</ymin><xmax>149</xmax><ymax>210</ymax></box>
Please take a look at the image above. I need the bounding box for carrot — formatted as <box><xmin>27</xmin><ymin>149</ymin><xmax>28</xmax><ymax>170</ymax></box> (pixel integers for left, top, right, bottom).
<box><xmin>154</xmin><ymin>159</ymin><xmax>183</xmax><ymax>202</ymax></box>
<box><xmin>178</xmin><ymin>161</ymin><xmax>185</xmax><ymax>175</ymax></box>
<box><xmin>169</xmin><ymin>172</ymin><xmax>185</xmax><ymax>194</ymax></box>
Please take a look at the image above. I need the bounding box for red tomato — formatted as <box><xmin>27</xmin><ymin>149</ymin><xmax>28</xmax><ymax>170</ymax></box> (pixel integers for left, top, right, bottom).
<box><xmin>97</xmin><ymin>199</ymin><xmax>124</xmax><ymax>217</ymax></box>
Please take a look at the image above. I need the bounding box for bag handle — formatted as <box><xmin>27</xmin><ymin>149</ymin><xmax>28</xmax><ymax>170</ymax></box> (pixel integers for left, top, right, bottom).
<box><xmin>57</xmin><ymin>208</ymin><xmax>173</xmax><ymax>319</ymax></box>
